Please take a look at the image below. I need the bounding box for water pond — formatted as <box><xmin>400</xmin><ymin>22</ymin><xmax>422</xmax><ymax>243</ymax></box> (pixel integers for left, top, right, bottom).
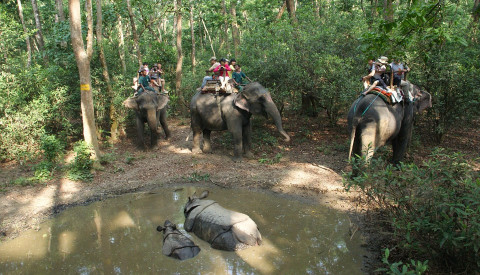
<box><xmin>0</xmin><ymin>187</ymin><xmax>365</xmax><ymax>274</ymax></box>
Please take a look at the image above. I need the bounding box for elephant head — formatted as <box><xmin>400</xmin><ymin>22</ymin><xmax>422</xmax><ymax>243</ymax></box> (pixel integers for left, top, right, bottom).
<box><xmin>411</xmin><ymin>86</ymin><xmax>432</xmax><ymax>114</ymax></box>
<box><xmin>123</xmin><ymin>92</ymin><xmax>169</xmax><ymax>111</ymax></box>
<box><xmin>233</xmin><ymin>82</ymin><xmax>290</xmax><ymax>142</ymax></box>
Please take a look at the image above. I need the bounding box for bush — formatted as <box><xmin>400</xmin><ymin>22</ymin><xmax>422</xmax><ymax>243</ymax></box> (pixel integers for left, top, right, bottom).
<box><xmin>344</xmin><ymin>148</ymin><xmax>480</xmax><ymax>272</ymax></box>
<box><xmin>67</xmin><ymin>141</ymin><xmax>93</xmax><ymax>182</ymax></box>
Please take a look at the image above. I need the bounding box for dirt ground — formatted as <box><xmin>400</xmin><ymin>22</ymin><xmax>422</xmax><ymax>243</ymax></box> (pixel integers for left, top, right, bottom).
<box><xmin>1</xmin><ymin>114</ymin><xmax>478</xmax><ymax>272</ymax></box>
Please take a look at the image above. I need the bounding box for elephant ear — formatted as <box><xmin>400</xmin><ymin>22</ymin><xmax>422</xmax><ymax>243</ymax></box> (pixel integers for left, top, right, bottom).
<box><xmin>123</xmin><ymin>97</ymin><xmax>139</xmax><ymax>110</ymax></box>
<box><xmin>413</xmin><ymin>89</ymin><xmax>432</xmax><ymax>114</ymax></box>
<box><xmin>157</xmin><ymin>94</ymin><xmax>169</xmax><ymax>110</ymax></box>
<box><xmin>234</xmin><ymin>93</ymin><xmax>250</xmax><ymax>112</ymax></box>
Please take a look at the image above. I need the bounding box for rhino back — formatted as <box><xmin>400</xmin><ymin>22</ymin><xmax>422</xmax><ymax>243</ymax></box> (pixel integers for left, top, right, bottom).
<box><xmin>162</xmin><ymin>231</ymin><xmax>200</xmax><ymax>260</ymax></box>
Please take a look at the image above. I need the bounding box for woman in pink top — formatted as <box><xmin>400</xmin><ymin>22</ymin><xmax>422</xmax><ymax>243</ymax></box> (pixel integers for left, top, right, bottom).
<box><xmin>213</xmin><ymin>58</ymin><xmax>232</xmax><ymax>90</ymax></box>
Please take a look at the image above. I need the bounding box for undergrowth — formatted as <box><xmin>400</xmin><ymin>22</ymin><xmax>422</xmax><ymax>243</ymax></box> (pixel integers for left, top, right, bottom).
<box><xmin>344</xmin><ymin>148</ymin><xmax>480</xmax><ymax>273</ymax></box>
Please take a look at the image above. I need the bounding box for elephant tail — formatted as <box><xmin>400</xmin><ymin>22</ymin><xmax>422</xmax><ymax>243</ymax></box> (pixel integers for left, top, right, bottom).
<box><xmin>348</xmin><ymin>117</ymin><xmax>360</xmax><ymax>161</ymax></box>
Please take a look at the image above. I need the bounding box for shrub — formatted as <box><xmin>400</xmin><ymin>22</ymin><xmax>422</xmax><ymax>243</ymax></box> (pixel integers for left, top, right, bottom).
<box><xmin>344</xmin><ymin>148</ymin><xmax>480</xmax><ymax>272</ymax></box>
<box><xmin>67</xmin><ymin>141</ymin><xmax>93</xmax><ymax>182</ymax></box>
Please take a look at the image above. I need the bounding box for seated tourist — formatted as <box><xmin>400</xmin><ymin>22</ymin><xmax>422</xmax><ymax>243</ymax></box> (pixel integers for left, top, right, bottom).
<box><xmin>363</xmin><ymin>56</ymin><xmax>388</xmax><ymax>95</ymax></box>
<box><xmin>201</xmin><ymin>57</ymin><xmax>220</xmax><ymax>91</ymax></box>
<box><xmin>213</xmin><ymin>58</ymin><xmax>232</xmax><ymax>90</ymax></box>
<box><xmin>232</xmin><ymin>65</ymin><xmax>252</xmax><ymax>92</ymax></box>
<box><xmin>135</xmin><ymin>68</ymin><xmax>156</xmax><ymax>96</ymax></box>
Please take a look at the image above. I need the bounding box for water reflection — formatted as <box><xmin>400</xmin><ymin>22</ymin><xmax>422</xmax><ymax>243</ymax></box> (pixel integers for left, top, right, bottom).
<box><xmin>0</xmin><ymin>187</ymin><xmax>365</xmax><ymax>274</ymax></box>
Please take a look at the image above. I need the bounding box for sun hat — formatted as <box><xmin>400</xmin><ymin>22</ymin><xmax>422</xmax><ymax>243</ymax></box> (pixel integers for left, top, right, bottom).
<box><xmin>378</xmin><ymin>56</ymin><xmax>389</xmax><ymax>64</ymax></box>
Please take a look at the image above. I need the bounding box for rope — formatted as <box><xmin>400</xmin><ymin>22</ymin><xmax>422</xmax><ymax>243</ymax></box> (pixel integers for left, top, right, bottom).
<box><xmin>362</xmin><ymin>93</ymin><xmax>380</xmax><ymax>116</ymax></box>
<box><xmin>353</xmin><ymin>93</ymin><xmax>380</xmax><ymax>117</ymax></box>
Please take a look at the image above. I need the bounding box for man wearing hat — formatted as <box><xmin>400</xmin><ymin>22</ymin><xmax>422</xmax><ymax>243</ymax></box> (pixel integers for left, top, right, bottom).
<box><xmin>362</xmin><ymin>56</ymin><xmax>389</xmax><ymax>94</ymax></box>
<box><xmin>200</xmin><ymin>57</ymin><xmax>220</xmax><ymax>91</ymax></box>
<box><xmin>135</xmin><ymin>67</ymin><xmax>157</xmax><ymax>96</ymax></box>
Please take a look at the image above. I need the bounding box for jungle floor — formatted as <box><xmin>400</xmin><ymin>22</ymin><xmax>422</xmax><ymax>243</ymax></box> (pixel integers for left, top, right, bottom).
<box><xmin>1</xmin><ymin>113</ymin><xmax>479</xmax><ymax>273</ymax></box>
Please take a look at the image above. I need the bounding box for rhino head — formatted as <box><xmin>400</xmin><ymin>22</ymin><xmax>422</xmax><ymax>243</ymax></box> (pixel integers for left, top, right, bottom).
<box><xmin>183</xmin><ymin>190</ymin><xmax>209</xmax><ymax>218</ymax></box>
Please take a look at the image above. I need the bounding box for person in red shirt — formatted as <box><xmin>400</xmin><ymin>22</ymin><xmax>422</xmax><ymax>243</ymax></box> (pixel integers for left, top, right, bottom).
<box><xmin>213</xmin><ymin>58</ymin><xmax>232</xmax><ymax>90</ymax></box>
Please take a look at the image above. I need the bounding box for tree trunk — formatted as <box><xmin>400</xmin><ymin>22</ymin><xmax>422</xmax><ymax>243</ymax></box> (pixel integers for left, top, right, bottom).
<box><xmin>474</xmin><ymin>0</ymin><xmax>480</xmax><ymax>22</ymax></box>
<box><xmin>126</xmin><ymin>0</ymin><xmax>142</xmax><ymax>67</ymax></box>
<box><xmin>55</xmin><ymin>0</ymin><xmax>66</xmax><ymax>23</ymax></box>
<box><xmin>31</xmin><ymin>0</ymin><xmax>47</xmax><ymax>62</ymax></box>
<box><xmin>175</xmin><ymin>0</ymin><xmax>186</xmax><ymax>114</ymax></box>
<box><xmin>117</xmin><ymin>15</ymin><xmax>126</xmax><ymax>75</ymax></box>
<box><xmin>383</xmin><ymin>0</ymin><xmax>393</xmax><ymax>22</ymax></box>
<box><xmin>173</xmin><ymin>0</ymin><xmax>177</xmax><ymax>38</ymax></box>
<box><xmin>55</xmin><ymin>0</ymin><xmax>67</xmax><ymax>48</ymax></box>
<box><xmin>231</xmin><ymin>0</ymin><xmax>240</xmax><ymax>58</ymax></box>
<box><xmin>17</xmin><ymin>0</ymin><xmax>32</xmax><ymax>67</ymax></box>
<box><xmin>286</xmin><ymin>0</ymin><xmax>297</xmax><ymax>23</ymax></box>
<box><xmin>201</xmin><ymin>17</ymin><xmax>216</xmax><ymax>57</ymax></box>
<box><xmin>189</xmin><ymin>0</ymin><xmax>196</xmax><ymax>70</ymax></box>
<box><xmin>221</xmin><ymin>0</ymin><xmax>229</xmax><ymax>53</ymax></box>
<box><xmin>314</xmin><ymin>0</ymin><xmax>320</xmax><ymax>18</ymax></box>
<box><xmin>68</xmin><ymin>0</ymin><xmax>102</xmax><ymax>161</ymax></box>
<box><xmin>96</xmin><ymin>0</ymin><xmax>118</xmax><ymax>142</ymax></box>
<box><xmin>276</xmin><ymin>1</ymin><xmax>287</xmax><ymax>20</ymax></box>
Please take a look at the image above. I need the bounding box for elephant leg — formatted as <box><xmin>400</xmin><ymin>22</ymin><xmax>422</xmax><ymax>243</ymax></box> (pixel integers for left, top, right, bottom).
<box><xmin>242</xmin><ymin>123</ymin><xmax>253</xmax><ymax>158</ymax></box>
<box><xmin>136</xmin><ymin>115</ymin><xmax>146</xmax><ymax>149</ymax></box>
<box><xmin>231</xmin><ymin>129</ymin><xmax>243</xmax><ymax>162</ymax></box>
<box><xmin>159</xmin><ymin>109</ymin><xmax>171</xmax><ymax>140</ymax></box>
<box><xmin>202</xmin><ymin>129</ymin><xmax>212</xmax><ymax>153</ymax></box>
<box><xmin>191</xmin><ymin>114</ymin><xmax>203</xmax><ymax>154</ymax></box>
<box><xmin>360</xmin><ymin>126</ymin><xmax>376</xmax><ymax>163</ymax></box>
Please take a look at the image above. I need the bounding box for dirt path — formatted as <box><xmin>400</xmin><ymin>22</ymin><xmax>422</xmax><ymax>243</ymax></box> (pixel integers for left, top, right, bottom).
<box><xmin>0</xmin><ymin>117</ymin><xmax>364</xmax><ymax>241</ymax></box>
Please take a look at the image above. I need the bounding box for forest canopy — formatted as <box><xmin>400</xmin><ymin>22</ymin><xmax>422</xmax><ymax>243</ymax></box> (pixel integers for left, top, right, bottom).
<box><xmin>0</xmin><ymin>0</ymin><xmax>478</xmax><ymax>160</ymax></box>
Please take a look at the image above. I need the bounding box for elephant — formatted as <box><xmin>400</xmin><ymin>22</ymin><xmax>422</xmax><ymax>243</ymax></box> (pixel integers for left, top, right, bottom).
<box><xmin>156</xmin><ymin>220</ymin><xmax>201</xmax><ymax>260</ymax></box>
<box><xmin>190</xmin><ymin>82</ymin><xmax>290</xmax><ymax>161</ymax></box>
<box><xmin>183</xmin><ymin>190</ymin><xmax>262</xmax><ymax>251</ymax></box>
<box><xmin>123</xmin><ymin>91</ymin><xmax>170</xmax><ymax>148</ymax></box>
<box><xmin>347</xmin><ymin>84</ymin><xmax>432</xmax><ymax>164</ymax></box>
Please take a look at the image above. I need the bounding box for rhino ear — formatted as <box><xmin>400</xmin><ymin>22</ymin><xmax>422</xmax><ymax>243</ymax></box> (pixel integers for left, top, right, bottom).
<box><xmin>199</xmin><ymin>190</ymin><xmax>209</xmax><ymax>199</ymax></box>
<box><xmin>156</xmin><ymin>226</ymin><xmax>165</xmax><ymax>232</ymax></box>
<box><xmin>123</xmin><ymin>97</ymin><xmax>139</xmax><ymax>110</ymax></box>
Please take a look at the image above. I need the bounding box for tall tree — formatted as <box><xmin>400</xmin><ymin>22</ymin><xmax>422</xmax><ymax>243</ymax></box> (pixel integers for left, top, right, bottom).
<box><xmin>126</xmin><ymin>0</ymin><xmax>142</xmax><ymax>67</ymax></box>
<box><xmin>383</xmin><ymin>0</ymin><xmax>393</xmax><ymax>22</ymax></box>
<box><xmin>55</xmin><ymin>0</ymin><xmax>66</xmax><ymax>23</ymax></box>
<box><xmin>474</xmin><ymin>0</ymin><xmax>480</xmax><ymax>22</ymax></box>
<box><xmin>314</xmin><ymin>0</ymin><xmax>320</xmax><ymax>19</ymax></box>
<box><xmin>189</xmin><ymin>0</ymin><xmax>196</xmax><ymax>70</ymax></box>
<box><xmin>17</xmin><ymin>0</ymin><xmax>32</xmax><ymax>67</ymax></box>
<box><xmin>220</xmin><ymin>0</ymin><xmax>229</xmax><ymax>51</ymax></box>
<box><xmin>96</xmin><ymin>0</ymin><xmax>118</xmax><ymax>142</ymax></box>
<box><xmin>286</xmin><ymin>0</ymin><xmax>297</xmax><ymax>23</ymax></box>
<box><xmin>276</xmin><ymin>1</ymin><xmax>287</xmax><ymax>20</ymax></box>
<box><xmin>31</xmin><ymin>0</ymin><xmax>47</xmax><ymax>62</ymax></box>
<box><xmin>230</xmin><ymin>0</ymin><xmax>240</xmax><ymax>58</ymax></box>
<box><xmin>175</xmin><ymin>0</ymin><xmax>186</xmax><ymax>113</ymax></box>
<box><xmin>117</xmin><ymin>15</ymin><xmax>126</xmax><ymax>75</ymax></box>
<box><xmin>68</xmin><ymin>0</ymin><xmax>102</xmax><ymax>160</ymax></box>
<box><xmin>55</xmin><ymin>0</ymin><xmax>67</xmax><ymax>48</ymax></box>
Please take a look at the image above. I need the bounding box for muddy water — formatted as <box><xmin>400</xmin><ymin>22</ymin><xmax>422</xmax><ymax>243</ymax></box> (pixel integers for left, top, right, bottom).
<box><xmin>0</xmin><ymin>187</ymin><xmax>365</xmax><ymax>274</ymax></box>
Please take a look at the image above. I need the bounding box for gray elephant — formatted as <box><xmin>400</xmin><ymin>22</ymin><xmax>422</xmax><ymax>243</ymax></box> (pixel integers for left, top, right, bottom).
<box><xmin>347</xmin><ymin>84</ymin><xmax>432</xmax><ymax>164</ymax></box>
<box><xmin>123</xmin><ymin>91</ymin><xmax>170</xmax><ymax>148</ymax></box>
<box><xmin>190</xmin><ymin>82</ymin><xmax>290</xmax><ymax>161</ymax></box>
<box><xmin>156</xmin><ymin>220</ymin><xmax>201</xmax><ymax>260</ymax></box>
<box><xmin>183</xmin><ymin>190</ymin><xmax>262</xmax><ymax>251</ymax></box>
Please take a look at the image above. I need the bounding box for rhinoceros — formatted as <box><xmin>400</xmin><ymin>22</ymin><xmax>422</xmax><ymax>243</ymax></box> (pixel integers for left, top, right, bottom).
<box><xmin>183</xmin><ymin>190</ymin><xmax>262</xmax><ymax>251</ymax></box>
<box><xmin>156</xmin><ymin>220</ymin><xmax>201</xmax><ymax>260</ymax></box>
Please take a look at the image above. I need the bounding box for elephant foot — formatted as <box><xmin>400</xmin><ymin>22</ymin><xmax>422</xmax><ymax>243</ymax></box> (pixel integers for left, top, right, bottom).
<box><xmin>244</xmin><ymin>151</ymin><xmax>254</xmax><ymax>159</ymax></box>
<box><xmin>192</xmin><ymin>147</ymin><xmax>202</xmax><ymax>154</ymax></box>
<box><xmin>232</xmin><ymin>156</ymin><xmax>243</xmax><ymax>163</ymax></box>
<box><xmin>202</xmin><ymin>146</ymin><xmax>212</xmax><ymax>153</ymax></box>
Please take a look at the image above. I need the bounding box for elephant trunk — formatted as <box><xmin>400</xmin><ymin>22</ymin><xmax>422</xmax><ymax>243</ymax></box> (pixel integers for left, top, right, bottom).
<box><xmin>147</xmin><ymin>108</ymin><xmax>158</xmax><ymax>130</ymax></box>
<box><xmin>264</xmin><ymin>96</ymin><xmax>290</xmax><ymax>142</ymax></box>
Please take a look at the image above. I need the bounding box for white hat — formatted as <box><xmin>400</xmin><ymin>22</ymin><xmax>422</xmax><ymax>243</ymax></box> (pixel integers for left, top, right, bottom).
<box><xmin>378</xmin><ymin>56</ymin><xmax>388</xmax><ymax>64</ymax></box>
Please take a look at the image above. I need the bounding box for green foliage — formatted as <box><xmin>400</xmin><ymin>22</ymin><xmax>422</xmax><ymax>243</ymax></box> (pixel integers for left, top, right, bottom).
<box><xmin>185</xmin><ymin>171</ymin><xmax>211</xmax><ymax>182</ymax></box>
<box><xmin>377</xmin><ymin>248</ymin><xmax>429</xmax><ymax>275</ymax></box>
<box><xmin>258</xmin><ymin>152</ymin><xmax>283</xmax><ymax>165</ymax></box>
<box><xmin>67</xmin><ymin>141</ymin><xmax>93</xmax><ymax>182</ymax></box>
<box><xmin>344</xmin><ymin>148</ymin><xmax>480</xmax><ymax>272</ymax></box>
